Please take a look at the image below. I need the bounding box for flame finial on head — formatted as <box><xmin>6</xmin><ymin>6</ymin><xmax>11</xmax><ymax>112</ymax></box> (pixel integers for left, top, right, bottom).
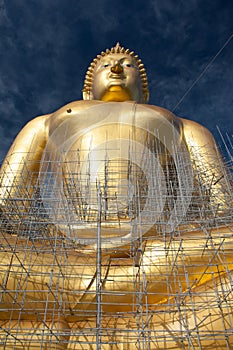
<box><xmin>83</xmin><ymin>43</ymin><xmax>149</xmax><ymax>103</ymax></box>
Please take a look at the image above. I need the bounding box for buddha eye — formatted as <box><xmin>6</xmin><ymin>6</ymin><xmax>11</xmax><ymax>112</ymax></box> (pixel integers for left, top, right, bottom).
<box><xmin>103</xmin><ymin>63</ymin><xmax>110</xmax><ymax>68</ymax></box>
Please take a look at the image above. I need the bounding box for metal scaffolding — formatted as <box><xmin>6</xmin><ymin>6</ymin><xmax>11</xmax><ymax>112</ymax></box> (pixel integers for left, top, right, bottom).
<box><xmin>0</xmin><ymin>122</ymin><xmax>233</xmax><ymax>349</ymax></box>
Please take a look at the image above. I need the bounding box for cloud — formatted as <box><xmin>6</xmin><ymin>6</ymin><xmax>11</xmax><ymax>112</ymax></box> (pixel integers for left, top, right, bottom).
<box><xmin>151</xmin><ymin>0</ymin><xmax>198</xmax><ymax>19</ymax></box>
<box><xmin>0</xmin><ymin>0</ymin><xmax>10</xmax><ymax>26</ymax></box>
<box><xmin>76</xmin><ymin>0</ymin><xmax>119</xmax><ymax>33</ymax></box>
<box><xmin>0</xmin><ymin>103</ymin><xmax>20</xmax><ymax>162</ymax></box>
<box><xmin>0</xmin><ymin>75</ymin><xmax>20</xmax><ymax>96</ymax></box>
<box><xmin>0</xmin><ymin>125</ymin><xmax>10</xmax><ymax>162</ymax></box>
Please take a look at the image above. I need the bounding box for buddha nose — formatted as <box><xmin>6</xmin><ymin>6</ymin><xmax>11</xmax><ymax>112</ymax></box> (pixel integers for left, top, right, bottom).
<box><xmin>111</xmin><ymin>62</ymin><xmax>123</xmax><ymax>74</ymax></box>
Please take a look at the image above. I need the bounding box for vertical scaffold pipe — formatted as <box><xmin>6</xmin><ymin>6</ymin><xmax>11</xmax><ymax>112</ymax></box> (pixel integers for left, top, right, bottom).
<box><xmin>96</xmin><ymin>181</ymin><xmax>102</xmax><ymax>350</ymax></box>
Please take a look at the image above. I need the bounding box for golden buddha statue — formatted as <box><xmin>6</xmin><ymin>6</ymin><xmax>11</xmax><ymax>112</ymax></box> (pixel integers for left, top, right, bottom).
<box><xmin>0</xmin><ymin>43</ymin><xmax>233</xmax><ymax>349</ymax></box>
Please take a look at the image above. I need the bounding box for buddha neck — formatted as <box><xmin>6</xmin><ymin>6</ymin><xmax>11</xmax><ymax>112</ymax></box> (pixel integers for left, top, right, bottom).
<box><xmin>100</xmin><ymin>86</ymin><xmax>133</xmax><ymax>102</ymax></box>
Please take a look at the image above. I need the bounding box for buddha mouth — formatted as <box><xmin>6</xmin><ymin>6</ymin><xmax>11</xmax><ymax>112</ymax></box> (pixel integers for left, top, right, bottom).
<box><xmin>109</xmin><ymin>73</ymin><xmax>126</xmax><ymax>80</ymax></box>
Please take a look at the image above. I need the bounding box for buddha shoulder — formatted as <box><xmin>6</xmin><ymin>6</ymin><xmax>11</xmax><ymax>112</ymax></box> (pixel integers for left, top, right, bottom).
<box><xmin>46</xmin><ymin>100</ymin><xmax>104</xmax><ymax>133</ymax></box>
<box><xmin>179</xmin><ymin>116</ymin><xmax>216</xmax><ymax>148</ymax></box>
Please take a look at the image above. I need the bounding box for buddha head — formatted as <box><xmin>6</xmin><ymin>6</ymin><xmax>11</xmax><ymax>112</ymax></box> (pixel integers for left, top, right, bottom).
<box><xmin>82</xmin><ymin>43</ymin><xmax>149</xmax><ymax>103</ymax></box>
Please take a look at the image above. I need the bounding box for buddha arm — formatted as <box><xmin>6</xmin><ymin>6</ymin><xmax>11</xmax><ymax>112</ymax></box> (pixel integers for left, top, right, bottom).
<box><xmin>0</xmin><ymin>115</ymin><xmax>49</xmax><ymax>208</ymax></box>
<box><xmin>181</xmin><ymin>118</ymin><xmax>232</xmax><ymax>214</ymax></box>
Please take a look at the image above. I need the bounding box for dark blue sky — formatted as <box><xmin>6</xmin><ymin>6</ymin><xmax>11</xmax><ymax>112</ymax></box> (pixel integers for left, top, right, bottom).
<box><xmin>0</xmin><ymin>0</ymin><xmax>232</xmax><ymax>161</ymax></box>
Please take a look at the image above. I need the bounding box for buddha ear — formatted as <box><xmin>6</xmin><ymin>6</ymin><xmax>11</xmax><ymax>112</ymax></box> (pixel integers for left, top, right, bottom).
<box><xmin>139</xmin><ymin>90</ymin><xmax>149</xmax><ymax>104</ymax></box>
<box><xmin>143</xmin><ymin>90</ymin><xmax>149</xmax><ymax>104</ymax></box>
<box><xmin>82</xmin><ymin>89</ymin><xmax>94</xmax><ymax>100</ymax></box>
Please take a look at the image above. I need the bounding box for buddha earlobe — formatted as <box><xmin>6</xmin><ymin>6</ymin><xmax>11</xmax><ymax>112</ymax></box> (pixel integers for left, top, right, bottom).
<box><xmin>143</xmin><ymin>90</ymin><xmax>149</xmax><ymax>104</ymax></box>
<box><xmin>82</xmin><ymin>89</ymin><xmax>94</xmax><ymax>100</ymax></box>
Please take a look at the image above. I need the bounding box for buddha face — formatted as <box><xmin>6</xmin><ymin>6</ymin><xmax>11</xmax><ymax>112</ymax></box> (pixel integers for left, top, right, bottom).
<box><xmin>91</xmin><ymin>53</ymin><xmax>143</xmax><ymax>102</ymax></box>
